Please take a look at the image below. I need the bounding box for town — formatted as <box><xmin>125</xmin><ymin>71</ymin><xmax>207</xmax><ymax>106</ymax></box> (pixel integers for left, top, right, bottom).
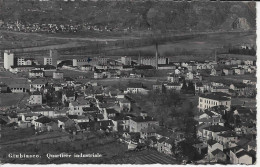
<box><xmin>0</xmin><ymin>0</ymin><xmax>257</xmax><ymax>165</ymax></box>
<box><xmin>0</xmin><ymin>40</ymin><xmax>256</xmax><ymax>164</ymax></box>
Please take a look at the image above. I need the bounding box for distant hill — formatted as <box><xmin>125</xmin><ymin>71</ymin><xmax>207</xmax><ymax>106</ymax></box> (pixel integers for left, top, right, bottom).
<box><xmin>0</xmin><ymin>0</ymin><xmax>256</xmax><ymax>32</ymax></box>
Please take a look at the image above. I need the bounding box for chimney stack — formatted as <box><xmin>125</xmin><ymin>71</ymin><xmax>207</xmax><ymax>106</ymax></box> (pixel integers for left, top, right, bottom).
<box><xmin>155</xmin><ymin>43</ymin><xmax>158</xmax><ymax>69</ymax></box>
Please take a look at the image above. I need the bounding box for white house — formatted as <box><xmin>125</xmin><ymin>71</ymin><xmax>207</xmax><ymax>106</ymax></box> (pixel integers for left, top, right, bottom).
<box><xmin>28</xmin><ymin>91</ymin><xmax>42</xmax><ymax>105</ymax></box>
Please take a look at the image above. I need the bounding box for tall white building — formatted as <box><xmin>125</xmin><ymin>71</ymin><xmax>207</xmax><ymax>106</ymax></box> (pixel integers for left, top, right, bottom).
<box><xmin>4</xmin><ymin>50</ymin><xmax>14</xmax><ymax>70</ymax></box>
<box><xmin>121</xmin><ymin>56</ymin><xmax>131</xmax><ymax>65</ymax></box>
<box><xmin>44</xmin><ymin>57</ymin><xmax>53</xmax><ymax>65</ymax></box>
<box><xmin>198</xmin><ymin>93</ymin><xmax>231</xmax><ymax>111</ymax></box>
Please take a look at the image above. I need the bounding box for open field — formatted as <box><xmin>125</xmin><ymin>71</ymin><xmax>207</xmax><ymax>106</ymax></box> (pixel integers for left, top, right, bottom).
<box><xmin>204</xmin><ymin>73</ymin><xmax>256</xmax><ymax>84</ymax></box>
<box><xmin>0</xmin><ymin>71</ymin><xmax>28</xmax><ymax>85</ymax></box>
<box><xmin>0</xmin><ymin>127</ymin><xmax>36</xmax><ymax>143</ymax></box>
<box><xmin>231</xmin><ymin>97</ymin><xmax>256</xmax><ymax>111</ymax></box>
<box><xmin>109</xmin><ymin>149</ymin><xmax>177</xmax><ymax>164</ymax></box>
<box><xmin>0</xmin><ymin>93</ymin><xmax>29</xmax><ymax>107</ymax></box>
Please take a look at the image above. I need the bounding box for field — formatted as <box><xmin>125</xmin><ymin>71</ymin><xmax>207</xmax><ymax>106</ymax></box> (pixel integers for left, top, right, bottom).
<box><xmin>0</xmin><ymin>93</ymin><xmax>29</xmax><ymax>107</ymax></box>
<box><xmin>204</xmin><ymin>73</ymin><xmax>256</xmax><ymax>84</ymax></box>
<box><xmin>109</xmin><ymin>149</ymin><xmax>177</xmax><ymax>164</ymax></box>
<box><xmin>0</xmin><ymin>127</ymin><xmax>36</xmax><ymax>143</ymax></box>
<box><xmin>231</xmin><ymin>97</ymin><xmax>256</xmax><ymax>111</ymax></box>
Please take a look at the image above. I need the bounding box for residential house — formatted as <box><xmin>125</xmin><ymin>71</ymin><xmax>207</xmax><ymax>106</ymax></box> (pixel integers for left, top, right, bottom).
<box><xmin>153</xmin><ymin>83</ymin><xmax>164</xmax><ymax>93</ymax></box>
<box><xmin>111</xmin><ymin>114</ymin><xmax>130</xmax><ymax>132</ymax></box>
<box><xmin>198</xmin><ymin>117</ymin><xmax>225</xmax><ymax>127</ymax></box>
<box><xmin>230</xmin><ymin>146</ymin><xmax>253</xmax><ymax>165</ymax></box>
<box><xmin>0</xmin><ymin>83</ymin><xmax>8</xmax><ymax>93</ymax></box>
<box><xmin>244</xmin><ymin>60</ymin><xmax>254</xmax><ymax>66</ymax></box>
<box><xmin>234</xmin><ymin>68</ymin><xmax>245</xmax><ymax>75</ymax></box>
<box><xmin>125</xmin><ymin>83</ymin><xmax>149</xmax><ymax>94</ymax></box>
<box><xmin>29</xmin><ymin>70</ymin><xmax>45</xmax><ymax>78</ymax></box>
<box><xmin>167</xmin><ymin>74</ymin><xmax>180</xmax><ymax>83</ymax></box>
<box><xmin>211</xmin><ymin>68</ymin><xmax>222</xmax><ymax>76</ymax></box>
<box><xmin>157</xmin><ymin>138</ymin><xmax>175</xmax><ymax>155</ymax></box>
<box><xmin>34</xmin><ymin>116</ymin><xmax>53</xmax><ymax>131</ymax></box>
<box><xmin>56</xmin><ymin>116</ymin><xmax>75</xmax><ymax>129</ymax></box>
<box><xmin>192</xmin><ymin>143</ymin><xmax>208</xmax><ymax>155</ymax></box>
<box><xmin>210</xmin><ymin>149</ymin><xmax>227</xmax><ymax>162</ymax></box>
<box><xmin>28</xmin><ymin>91</ymin><xmax>42</xmax><ymax>105</ymax></box>
<box><xmin>210</xmin><ymin>86</ymin><xmax>229</xmax><ymax>94</ymax></box>
<box><xmin>9</xmin><ymin>83</ymin><xmax>28</xmax><ymax>93</ymax></box>
<box><xmin>31</xmin><ymin>107</ymin><xmax>55</xmax><ymax>118</ymax></box>
<box><xmin>30</xmin><ymin>79</ymin><xmax>47</xmax><ymax>92</ymax></box>
<box><xmin>129</xmin><ymin>112</ymin><xmax>159</xmax><ymax>133</ymax></box>
<box><xmin>62</xmin><ymin>90</ymin><xmax>75</xmax><ymax>104</ymax></box>
<box><xmin>68</xmin><ymin>98</ymin><xmax>90</xmax><ymax>115</ymax></box>
<box><xmin>230</xmin><ymin>83</ymin><xmax>255</xmax><ymax>97</ymax></box>
<box><xmin>118</xmin><ymin>98</ymin><xmax>131</xmax><ymax>112</ymax></box>
<box><xmin>195</xmin><ymin>82</ymin><xmax>205</xmax><ymax>94</ymax></box>
<box><xmin>21</xmin><ymin>113</ymin><xmax>42</xmax><ymax>125</ymax></box>
<box><xmin>102</xmin><ymin>108</ymin><xmax>118</xmax><ymax>120</ymax></box>
<box><xmin>207</xmin><ymin>140</ymin><xmax>224</xmax><ymax>153</ymax></box>
<box><xmin>223</xmin><ymin>68</ymin><xmax>233</xmax><ymax>76</ymax></box>
<box><xmin>164</xmin><ymin>83</ymin><xmax>182</xmax><ymax>92</ymax></box>
<box><xmin>202</xmin><ymin>125</ymin><xmax>230</xmax><ymax>141</ymax></box>
<box><xmin>198</xmin><ymin>93</ymin><xmax>231</xmax><ymax>111</ymax></box>
<box><xmin>217</xmin><ymin>132</ymin><xmax>238</xmax><ymax>148</ymax></box>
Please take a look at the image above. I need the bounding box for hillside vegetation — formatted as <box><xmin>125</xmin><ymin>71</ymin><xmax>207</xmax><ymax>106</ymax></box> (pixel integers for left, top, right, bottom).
<box><xmin>0</xmin><ymin>0</ymin><xmax>256</xmax><ymax>32</ymax></box>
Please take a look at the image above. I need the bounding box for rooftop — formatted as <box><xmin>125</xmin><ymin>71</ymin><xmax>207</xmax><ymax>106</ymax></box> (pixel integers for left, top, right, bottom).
<box><xmin>203</xmin><ymin>125</ymin><xmax>230</xmax><ymax>132</ymax></box>
<box><xmin>236</xmin><ymin>150</ymin><xmax>252</xmax><ymax>158</ymax></box>
<box><xmin>35</xmin><ymin>116</ymin><xmax>53</xmax><ymax>124</ymax></box>
<box><xmin>131</xmin><ymin>116</ymin><xmax>156</xmax><ymax>122</ymax></box>
<box><xmin>200</xmin><ymin>93</ymin><xmax>230</xmax><ymax>101</ymax></box>
<box><xmin>211</xmin><ymin>149</ymin><xmax>224</xmax><ymax>156</ymax></box>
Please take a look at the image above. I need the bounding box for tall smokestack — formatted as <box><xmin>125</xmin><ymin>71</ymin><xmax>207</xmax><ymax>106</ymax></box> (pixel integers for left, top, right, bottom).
<box><xmin>155</xmin><ymin>43</ymin><xmax>158</xmax><ymax>69</ymax></box>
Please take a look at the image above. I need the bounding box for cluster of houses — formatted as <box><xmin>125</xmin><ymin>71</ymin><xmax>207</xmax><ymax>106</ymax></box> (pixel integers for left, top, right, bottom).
<box><xmin>194</xmin><ymin>92</ymin><xmax>256</xmax><ymax>164</ymax></box>
<box><xmin>1</xmin><ymin>44</ymin><xmax>256</xmax><ymax>164</ymax></box>
<box><xmin>211</xmin><ymin>59</ymin><xmax>256</xmax><ymax>76</ymax></box>
<box><xmin>0</xmin><ymin>76</ymin><xmax>187</xmax><ymax>157</ymax></box>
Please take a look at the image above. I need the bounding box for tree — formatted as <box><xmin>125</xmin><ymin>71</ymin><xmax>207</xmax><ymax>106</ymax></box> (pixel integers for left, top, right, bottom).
<box><xmin>187</xmin><ymin>81</ymin><xmax>195</xmax><ymax>94</ymax></box>
<box><xmin>169</xmin><ymin>107</ymin><xmax>177</xmax><ymax>120</ymax></box>
<box><xmin>181</xmin><ymin>79</ymin><xmax>187</xmax><ymax>91</ymax></box>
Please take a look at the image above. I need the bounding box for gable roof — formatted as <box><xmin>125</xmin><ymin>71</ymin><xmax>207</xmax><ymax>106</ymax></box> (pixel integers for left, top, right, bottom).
<box><xmin>236</xmin><ymin>150</ymin><xmax>252</xmax><ymax>158</ymax></box>
<box><xmin>35</xmin><ymin>116</ymin><xmax>53</xmax><ymax>124</ymax></box>
<box><xmin>211</xmin><ymin>149</ymin><xmax>225</xmax><ymax>156</ymax></box>
<box><xmin>65</xmin><ymin>90</ymin><xmax>75</xmax><ymax>97</ymax></box>
<box><xmin>158</xmin><ymin>137</ymin><xmax>167</xmax><ymax>143</ymax></box>
<box><xmin>200</xmin><ymin>94</ymin><xmax>230</xmax><ymax>101</ymax></box>
<box><xmin>207</xmin><ymin>140</ymin><xmax>218</xmax><ymax>146</ymax></box>
<box><xmin>106</xmin><ymin>108</ymin><xmax>118</xmax><ymax>114</ymax></box>
<box><xmin>203</xmin><ymin>125</ymin><xmax>230</xmax><ymax>132</ymax></box>
<box><xmin>131</xmin><ymin>116</ymin><xmax>156</xmax><ymax>122</ymax></box>
<box><xmin>57</xmin><ymin>116</ymin><xmax>71</xmax><ymax>122</ymax></box>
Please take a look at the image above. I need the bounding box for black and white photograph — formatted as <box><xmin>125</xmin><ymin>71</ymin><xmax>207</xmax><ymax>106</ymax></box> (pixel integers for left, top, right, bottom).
<box><xmin>0</xmin><ymin>0</ymin><xmax>257</xmax><ymax>165</ymax></box>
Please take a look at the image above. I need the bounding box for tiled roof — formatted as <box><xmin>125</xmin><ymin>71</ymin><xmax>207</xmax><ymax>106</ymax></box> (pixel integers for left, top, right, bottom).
<box><xmin>158</xmin><ymin>137</ymin><xmax>167</xmax><ymax>143</ymax></box>
<box><xmin>211</xmin><ymin>149</ymin><xmax>224</xmax><ymax>156</ymax></box>
<box><xmin>218</xmin><ymin>132</ymin><xmax>237</xmax><ymax>138</ymax></box>
<box><xmin>131</xmin><ymin>116</ymin><xmax>156</xmax><ymax>122</ymax></box>
<box><xmin>65</xmin><ymin>91</ymin><xmax>75</xmax><ymax>97</ymax></box>
<box><xmin>200</xmin><ymin>94</ymin><xmax>230</xmax><ymax>101</ymax></box>
<box><xmin>35</xmin><ymin>116</ymin><xmax>52</xmax><ymax>124</ymax></box>
<box><xmin>204</xmin><ymin>125</ymin><xmax>229</xmax><ymax>132</ymax></box>
<box><xmin>236</xmin><ymin>150</ymin><xmax>252</xmax><ymax>158</ymax></box>
<box><xmin>106</xmin><ymin>108</ymin><xmax>118</xmax><ymax>114</ymax></box>
<box><xmin>207</xmin><ymin>140</ymin><xmax>218</xmax><ymax>146</ymax></box>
